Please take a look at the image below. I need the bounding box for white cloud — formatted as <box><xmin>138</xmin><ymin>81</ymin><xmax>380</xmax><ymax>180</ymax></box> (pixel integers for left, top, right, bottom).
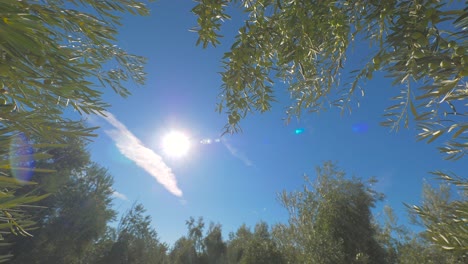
<box><xmin>102</xmin><ymin>112</ymin><xmax>183</xmax><ymax>197</ymax></box>
<box><xmin>112</xmin><ymin>190</ymin><xmax>128</xmax><ymax>201</ymax></box>
<box><xmin>222</xmin><ymin>139</ymin><xmax>253</xmax><ymax>166</ymax></box>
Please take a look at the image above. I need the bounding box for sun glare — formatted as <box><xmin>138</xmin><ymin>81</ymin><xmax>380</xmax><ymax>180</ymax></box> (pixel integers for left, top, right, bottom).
<box><xmin>162</xmin><ymin>131</ymin><xmax>191</xmax><ymax>158</ymax></box>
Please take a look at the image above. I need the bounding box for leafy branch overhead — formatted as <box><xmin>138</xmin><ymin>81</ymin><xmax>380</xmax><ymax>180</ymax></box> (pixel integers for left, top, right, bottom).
<box><xmin>408</xmin><ymin>171</ymin><xmax>468</xmax><ymax>253</ymax></box>
<box><xmin>0</xmin><ymin>0</ymin><xmax>152</xmax><ymax>140</ymax></box>
<box><xmin>0</xmin><ymin>0</ymin><xmax>153</xmax><ymax>261</ymax></box>
<box><xmin>192</xmin><ymin>0</ymin><xmax>468</xmax><ymax>159</ymax></box>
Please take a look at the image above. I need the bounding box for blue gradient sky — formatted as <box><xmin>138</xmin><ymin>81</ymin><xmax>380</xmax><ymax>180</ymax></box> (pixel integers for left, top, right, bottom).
<box><xmin>87</xmin><ymin>0</ymin><xmax>466</xmax><ymax>245</ymax></box>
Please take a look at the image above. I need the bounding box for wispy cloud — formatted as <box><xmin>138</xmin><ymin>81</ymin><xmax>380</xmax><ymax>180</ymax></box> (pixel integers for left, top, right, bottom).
<box><xmin>102</xmin><ymin>112</ymin><xmax>183</xmax><ymax>197</ymax></box>
<box><xmin>222</xmin><ymin>139</ymin><xmax>253</xmax><ymax>166</ymax></box>
<box><xmin>112</xmin><ymin>190</ymin><xmax>128</xmax><ymax>201</ymax></box>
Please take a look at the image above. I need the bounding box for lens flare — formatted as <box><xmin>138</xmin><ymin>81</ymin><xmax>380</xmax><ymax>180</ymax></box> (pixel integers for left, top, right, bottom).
<box><xmin>295</xmin><ymin>128</ymin><xmax>305</xmax><ymax>134</ymax></box>
<box><xmin>352</xmin><ymin>123</ymin><xmax>369</xmax><ymax>133</ymax></box>
<box><xmin>200</xmin><ymin>138</ymin><xmax>212</xmax><ymax>144</ymax></box>
<box><xmin>200</xmin><ymin>138</ymin><xmax>221</xmax><ymax>145</ymax></box>
<box><xmin>9</xmin><ymin>133</ymin><xmax>35</xmax><ymax>182</ymax></box>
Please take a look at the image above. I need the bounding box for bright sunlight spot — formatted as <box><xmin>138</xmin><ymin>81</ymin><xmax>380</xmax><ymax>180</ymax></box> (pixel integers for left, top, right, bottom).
<box><xmin>162</xmin><ymin>131</ymin><xmax>191</xmax><ymax>158</ymax></box>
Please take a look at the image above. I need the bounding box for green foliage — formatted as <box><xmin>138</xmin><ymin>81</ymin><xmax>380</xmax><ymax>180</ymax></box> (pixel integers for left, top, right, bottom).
<box><xmin>31</xmin><ymin>134</ymin><xmax>91</xmax><ymax>195</ymax></box>
<box><xmin>397</xmin><ymin>238</ymin><xmax>463</xmax><ymax>264</ymax></box>
<box><xmin>0</xmin><ymin>0</ymin><xmax>152</xmax><ymax>142</ymax></box>
<box><xmin>170</xmin><ymin>217</ymin><xmax>227</xmax><ymax>264</ymax></box>
<box><xmin>192</xmin><ymin>1</ymin><xmax>467</xmax><ymax>255</ymax></box>
<box><xmin>99</xmin><ymin>203</ymin><xmax>168</xmax><ymax>264</ymax></box>
<box><xmin>0</xmin><ymin>133</ymin><xmax>93</xmax><ymax>262</ymax></box>
<box><xmin>376</xmin><ymin>205</ymin><xmax>463</xmax><ymax>264</ymax></box>
<box><xmin>0</xmin><ymin>134</ymin><xmax>56</xmax><ymax>260</ymax></box>
<box><xmin>203</xmin><ymin>223</ymin><xmax>227</xmax><ymax>264</ymax></box>
<box><xmin>225</xmin><ymin>223</ymin><xmax>284</xmax><ymax>264</ymax></box>
<box><xmin>409</xmin><ymin>172</ymin><xmax>468</xmax><ymax>256</ymax></box>
<box><xmin>275</xmin><ymin>162</ymin><xmax>386</xmax><ymax>264</ymax></box>
<box><xmin>0</xmin><ymin>178</ymin><xmax>49</xmax><ymax>239</ymax></box>
<box><xmin>238</xmin><ymin>222</ymin><xmax>285</xmax><ymax>264</ymax></box>
<box><xmin>0</xmin><ymin>0</ymin><xmax>152</xmax><ymax>260</ymax></box>
<box><xmin>9</xmin><ymin>163</ymin><xmax>116</xmax><ymax>264</ymax></box>
<box><xmin>0</xmin><ymin>134</ymin><xmax>87</xmax><ymax>256</ymax></box>
<box><xmin>0</xmin><ymin>0</ymin><xmax>149</xmax><ymax>115</ymax></box>
<box><xmin>375</xmin><ymin>206</ymin><xmax>410</xmax><ymax>263</ymax></box>
<box><xmin>80</xmin><ymin>227</ymin><xmax>118</xmax><ymax>264</ymax></box>
<box><xmin>1</xmin><ymin>159</ymin><xmax>462</xmax><ymax>263</ymax></box>
<box><xmin>226</xmin><ymin>224</ymin><xmax>251</xmax><ymax>264</ymax></box>
<box><xmin>170</xmin><ymin>237</ymin><xmax>199</xmax><ymax>264</ymax></box>
<box><xmin>192</xmin><ymin>0</ymin><xmax>468</xmax><ymax>159</ymax></box>
<box><xmin>187</xmin><ymin>216</ymin><xmax>206</xmax><ymax>254</ymax></box>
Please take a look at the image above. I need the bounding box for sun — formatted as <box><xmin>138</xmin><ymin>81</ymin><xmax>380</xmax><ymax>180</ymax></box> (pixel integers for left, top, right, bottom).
<box><xmin>162</xmin><ymin>131</ymin><xmax>191</xmax><ymax>158</ymax></box>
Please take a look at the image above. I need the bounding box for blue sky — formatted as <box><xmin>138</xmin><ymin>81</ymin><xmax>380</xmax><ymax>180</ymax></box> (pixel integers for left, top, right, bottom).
<box><xmin>85</xmin><ymin>1</ymin><xmax>466</xmax><ymax>245</ymax></box>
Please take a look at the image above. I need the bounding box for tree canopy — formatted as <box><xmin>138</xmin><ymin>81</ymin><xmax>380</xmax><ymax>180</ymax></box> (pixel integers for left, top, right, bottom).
<box><xmin>98</xmin><ymin>203</ymin><xmax>168</xmax><ymax>264</ymax></box>
<box><xmin>0</xmin><ymin>0</ymin><xmax>152</xmax><ymax>141</ymax></box>
<box><xmin>275</xmin><ymin>162</ymin><xmax>386</xmax><ymax>263</ymax></box>
<box><xmin>1</xmin><ymin>159</ymin><xmax>462</xmax><ymax>263</ymax></box>
<box><xmin>0</xmin><ymin>0</ymin><xmax>466</xmax><ymax>261</ymax></box>
<box><xmin>191</xmin><ymin>0</ymin><xmax>467</xmax><ymax>253</ymax></box>
<box><xmin>192</xmin><ymin>0</ymin><xmax>467</xmax><ymax>160</ymax></box>
<box><xmin>409</xmin><ymin>172</ymin><xmax>468</xmax><ymax>254</ymax></box>
<box><xmin>9</xmin><ymin>163</ymin><xmax>116</xmax><ymax>264</ymax></box>
<box><xmin>0</xmin><ymin>0</ymin><xmax>152</xmax><ymax>260</ymax></box>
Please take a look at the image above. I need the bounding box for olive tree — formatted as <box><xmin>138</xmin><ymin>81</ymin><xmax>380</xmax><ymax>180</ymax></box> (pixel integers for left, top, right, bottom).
<box><xmin>410</xmin><ymin>173</ymin><xmax>467</xmax><ymax>256</ymax></box>
<box><xmin>0</xmin><ymin>0</ymin><xmax>153</xmax><ymax>259</ymax></box>
<box><xmin>191</xmin><ymin>0</ymin><xmax>467</xmax><ymax>252</ymax></box>
<box><xmin>274</xmin><ymin>162</ymin><xmax>386</xmax><ymax>263</ymax></box>
<box><xmin>192</xmin><ymin>0</ymin><xmax>467</xmax><ymax>157</ymax></box>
